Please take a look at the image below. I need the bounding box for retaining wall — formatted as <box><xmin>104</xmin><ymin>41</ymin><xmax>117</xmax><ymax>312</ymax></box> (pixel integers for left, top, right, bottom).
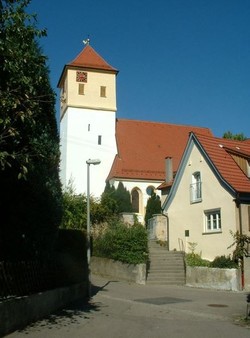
<box><xmin>186</xmin><ymin>266</ymin><xmax>241</xmax><ymax>291</ymax></box>
<box><xmin>91</xmin><ymin>257</ymin><xmax>146</xmax><ymax>285</ymax></box>
<box><xmin>0</xmin><ymin>282</ymin><xmax>87</xmax><ymax>337</ymax></box>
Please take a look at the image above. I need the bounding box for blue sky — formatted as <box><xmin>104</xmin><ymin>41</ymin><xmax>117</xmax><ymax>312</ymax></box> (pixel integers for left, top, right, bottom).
<box><xmin>29</xmin><ymin>0</ymin><xmax>250</xmax><ymax>138</ymax></box>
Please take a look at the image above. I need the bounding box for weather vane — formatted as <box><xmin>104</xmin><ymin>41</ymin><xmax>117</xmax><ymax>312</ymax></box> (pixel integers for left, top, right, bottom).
<box><xmin>83</xmin><ymin>37</ymin><xmax>90</xmax><ymax>45</ymax></box>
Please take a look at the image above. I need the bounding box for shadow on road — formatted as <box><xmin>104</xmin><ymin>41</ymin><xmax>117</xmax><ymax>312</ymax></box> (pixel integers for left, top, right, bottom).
<box><xmin>17</xmin><ymin>280</ymin><xmax>118</xmax><ymax>335</ymax></box>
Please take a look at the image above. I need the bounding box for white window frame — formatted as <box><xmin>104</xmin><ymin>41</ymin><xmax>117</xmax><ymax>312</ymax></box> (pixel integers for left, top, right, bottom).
<box><xmin>190</xmin><ymin>171</ymin><xmax>202</xmax><ymax>203</ymax></box>
<box><xmin>204</xmin><ymin>209</ymin><xmax>221</xmax><ymax>233</ymax></box>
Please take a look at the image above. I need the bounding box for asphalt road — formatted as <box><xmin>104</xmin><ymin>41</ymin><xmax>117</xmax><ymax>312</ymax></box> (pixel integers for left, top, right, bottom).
<box><xmin>5</xmin><ymin>275</ymin><xmax>250</xmax><ymax>338</ymax></box>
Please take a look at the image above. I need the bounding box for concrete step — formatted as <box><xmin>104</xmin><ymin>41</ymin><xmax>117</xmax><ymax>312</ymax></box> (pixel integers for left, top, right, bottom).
<box><xmin>147</xmin><ymin>240</ymin><xmax>185</xmax><ymax>285</ymax></box>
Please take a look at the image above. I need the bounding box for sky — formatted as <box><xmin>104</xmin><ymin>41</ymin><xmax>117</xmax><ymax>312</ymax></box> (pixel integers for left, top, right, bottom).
<box><xmin>28</xmin><ymin>0</ymin><xmax>250</xmax><ymax>138</ymax></box>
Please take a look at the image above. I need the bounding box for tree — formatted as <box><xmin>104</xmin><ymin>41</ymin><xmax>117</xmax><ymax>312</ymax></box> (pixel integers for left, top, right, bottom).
<box><xmin>144</xmin><ymin>192</ymin><xmax>162</xmax><ymax>226</ymax></box>
<box><xmin>114</xmin><ymin>182</ymin><xmax>133</xmax><ymax>213</ymax></box>
<box><xmin>0</xmin><ymin>0</ymin><xmax>62</xmax><ymax>260</ymax></box>
<box><xmin>223</xmin><ymin>131</ymin><xmax>247</xmax><ymax>141</ymax></box>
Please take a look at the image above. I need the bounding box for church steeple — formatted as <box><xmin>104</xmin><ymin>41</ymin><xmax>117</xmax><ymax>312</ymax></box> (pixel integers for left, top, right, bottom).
<box><xmin>58</xmin><ymin>45</ymin><xmax>118</xmax><ymax>197</ymax></box>
<box><xmin>58</xmin><ymin>45</ymin><xmax>118</xmax><ymax>120</ymax></box>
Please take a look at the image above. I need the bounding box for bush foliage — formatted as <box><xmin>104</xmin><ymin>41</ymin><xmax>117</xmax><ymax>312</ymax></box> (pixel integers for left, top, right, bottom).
<box><xmin>186</xmin><ymin>253</ymin><xmax>238</xmax><ymax>269</ymax></box>
<box><xmin>93</xmin><ymin>220</ymin><xmax>148</xmax><ymax>264</ymax></box>
<box><xmin>210</xmin><ymin>255</ymin><xmax>238</xmax><ymax>269</ymax></box>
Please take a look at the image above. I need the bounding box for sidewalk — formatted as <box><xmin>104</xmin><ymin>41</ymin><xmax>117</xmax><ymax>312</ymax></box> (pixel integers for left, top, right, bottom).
<box><xmin>5</xmin><ymin>274</ymin><xmax>250</xmax><ymax>338</ymax></box>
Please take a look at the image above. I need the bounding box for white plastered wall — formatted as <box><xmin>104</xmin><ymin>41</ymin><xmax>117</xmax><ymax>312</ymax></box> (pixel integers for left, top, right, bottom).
<box><xmin>60</xmin><ymin>107</ymin><xmax>117</xmax><ymax>197</ymax></box>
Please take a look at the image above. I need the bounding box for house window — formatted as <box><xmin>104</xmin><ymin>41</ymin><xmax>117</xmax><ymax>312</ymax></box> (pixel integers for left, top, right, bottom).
<box><xmin>190</xmin><ymin>171</ymin><xmax>202</xmax><ymax>203</ymax></box>
<box><xmin>204</xmin><ymin>209</ymin><xmax>221</xmax><ymax>232</ymax></box>
<box><xmin>247</xmin><ymin>160</ymin><xmax>250</xmax><ymax>178</ymax></box>
<box><xmin>100</xmin><ymin>86</ymin><xmax>106</xmax><ymax>97</ymax></box>
<box><xmin>78</xmin><ymin>83</ymin><xmax>85</xmax><ymax>95</ymax></box>
<box><xmin>98</xmin><ymin>135</ymin><xmax>102</xmax><ymax>145</ymax></box>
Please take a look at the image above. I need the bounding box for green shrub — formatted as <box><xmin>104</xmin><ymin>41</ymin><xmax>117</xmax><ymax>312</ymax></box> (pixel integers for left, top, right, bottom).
<box><xmin>93</xmin><ymin>220</ymin><xmax>148</xmax><ymax>264</ymax></box>
<box><xmin>210</xmin><ymin>255</ymin><xmax>238</xmax><ymax>269</ymax></box>
<box><xmin>186</xmin><ymin>253</ymin><xmax>238</xmax><ymax>269</ymax></box>
<box><xmin>185</xmin><ymin>253</ymin><xmax>210</xmax><ymax>267</ymax></box>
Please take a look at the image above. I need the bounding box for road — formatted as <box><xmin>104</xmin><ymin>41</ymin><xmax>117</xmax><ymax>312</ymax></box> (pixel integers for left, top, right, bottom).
<box><xmin>5</xmin><ymin>275</ymin><xmax>250</xmax><ymax>338</ymax></box>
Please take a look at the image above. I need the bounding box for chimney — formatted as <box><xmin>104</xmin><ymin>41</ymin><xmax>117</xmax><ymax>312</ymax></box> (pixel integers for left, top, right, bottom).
<box><xmin>165</xmin><ymin>157</ymin><xmax>173</xmax><ymax>183</ymax></box>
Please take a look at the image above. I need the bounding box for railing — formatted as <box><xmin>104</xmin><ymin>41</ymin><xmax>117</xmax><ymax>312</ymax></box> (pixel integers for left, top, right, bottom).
<box><xmin>178</xmin><ymin>238</ymin><xmax>185</xmax><ymax>252</ymax></box>
<box><xmin>0</xmin><ymin>260</ymin><xmax>62</xmax><ymax>300</ymax></box>
<box><xmin>190</xmin><ymin>182</ymin><xmax>202</xmax><ymax>203</ymax></box>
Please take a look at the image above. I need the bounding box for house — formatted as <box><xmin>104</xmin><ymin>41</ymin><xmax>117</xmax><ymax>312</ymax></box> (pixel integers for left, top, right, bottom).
<box><xmin>58</xmin><ymin>43</ymin><xmax>212</xmax><ymax>223</ymax></box>
<box><xmin>162</xmin><ymin>132</ymin><xmax>250</xmax><ymax>261</ymax></box>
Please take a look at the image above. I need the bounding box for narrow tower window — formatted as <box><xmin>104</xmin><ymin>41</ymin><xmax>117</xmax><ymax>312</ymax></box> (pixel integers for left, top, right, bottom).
<box><xmin>88</xmin><ymin>124</ymin><xmax>90</xmax><ymax>131</ymax></box>
<box><xmin>100</xmin><ymin>86</ymin><xmax>106</xmax><ymax>97</ymax></box>
<box><xmin>98</xmin><ymin>135</ymin><xmax>102</xmax><ymax>145</ymax></box>
<box><xmin>78</xmin><ymin>84</ymin><xmax>85</xmax><ymax>95</ymax></box>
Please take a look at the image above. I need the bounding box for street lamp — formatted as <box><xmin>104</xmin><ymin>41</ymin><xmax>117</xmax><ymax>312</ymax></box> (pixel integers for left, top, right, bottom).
<box><xmin>86</xmin><ymin>158</ymin><xmax>101</xmax><ymax>298</ymax></box>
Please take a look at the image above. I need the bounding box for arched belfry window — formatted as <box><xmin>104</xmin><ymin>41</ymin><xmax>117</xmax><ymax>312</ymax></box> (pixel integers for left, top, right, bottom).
<box><xmin>131</xmin><ymin>189</ymin><xmax>140</xmax><ymax>213</ymax></box>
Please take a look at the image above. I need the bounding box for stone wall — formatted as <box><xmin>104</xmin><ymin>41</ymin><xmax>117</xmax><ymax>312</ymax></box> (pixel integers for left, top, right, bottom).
<box><xmin>0</xmin><ymin>282</ymin><xmax>87</xmax><ymax>337</ymax></box>
<box><xmin>186</xmin><ymin>266</ymin><xmax>241</xmax><ymax>291</ymax></box>
<box><xmin>91</xmin><ymin>257</ymin><xmax>146</xmax><ymax>285</ymax></box>
<box><xmin>244</xmin><ymin>256</ymin><xmax>250</xmax><ymax>291</ymax></box>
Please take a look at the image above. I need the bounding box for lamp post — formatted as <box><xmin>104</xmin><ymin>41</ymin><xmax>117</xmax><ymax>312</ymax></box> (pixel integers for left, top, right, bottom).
<box><xmin>86</xmin><ymin>158</ymin><xmax>101</xmax><ymax>298</ymax></box>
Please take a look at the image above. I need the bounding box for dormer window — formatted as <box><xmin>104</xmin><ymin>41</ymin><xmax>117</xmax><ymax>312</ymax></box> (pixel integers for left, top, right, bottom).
<box><xmin>190</xmin><ymin>171</ymin><xmax>202</xmax><ymax>203</ymax></box>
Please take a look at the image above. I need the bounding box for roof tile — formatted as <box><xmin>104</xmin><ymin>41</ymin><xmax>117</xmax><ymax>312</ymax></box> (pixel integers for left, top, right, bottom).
<box><xmin>108</xmin><ymin>119</ymin><xmax>212</xmax><ymax>181</ymax></box>
<box><xmin>194</xmin><ymin>133</ymin><xmax>250</xmax><ymax>193</ymax></box>
<box><xmin>68</xmin><ymin>45</ymin><xmax>118</xmax><ymax>72</ymax></box>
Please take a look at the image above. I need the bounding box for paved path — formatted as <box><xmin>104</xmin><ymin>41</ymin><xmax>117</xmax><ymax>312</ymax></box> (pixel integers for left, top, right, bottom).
<box><xmin>5</xmin><ymin>275</ymin><xmax>250</xmax><ymax>338</ymax></box>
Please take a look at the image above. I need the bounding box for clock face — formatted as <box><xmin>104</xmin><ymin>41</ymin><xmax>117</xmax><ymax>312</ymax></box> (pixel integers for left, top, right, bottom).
<box><xmin>76</xmin><ymin>71</ymin><xmax>87</xmax><ymax>83</ymax></box>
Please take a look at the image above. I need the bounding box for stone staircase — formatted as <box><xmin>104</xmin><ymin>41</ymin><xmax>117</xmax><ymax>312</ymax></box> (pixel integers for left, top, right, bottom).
<box><xmin>146</xmin><ymin>240</ymin><xmax>186</xmax><ymax>285</ymax></box>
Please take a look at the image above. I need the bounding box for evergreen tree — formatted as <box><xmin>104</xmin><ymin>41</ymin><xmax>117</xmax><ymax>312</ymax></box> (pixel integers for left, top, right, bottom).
<box><xmin>0</xmin><ymin>0</ymin><xmax>62</xmax><ymax>260</ymax></box>
<box><xmin>100</xmin><ymin>182</ymin><xmax>118</xmax><ymax>217</ymax></box>
<box><xmin>114</xmin><ymin>182</ymin><xmax>133</xmax><ymax>213</ymax></box>
<box><xmin>144</xmin><ymin>192</ymin><xmax>162</xmax><ymax>226</ymax></box>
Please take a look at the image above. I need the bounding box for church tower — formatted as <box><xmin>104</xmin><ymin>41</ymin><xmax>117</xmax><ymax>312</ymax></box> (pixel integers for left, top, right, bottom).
<box><xmin>58</xmin><ymin>44</ymin><xmax>118</xmax><ymax>197</ymax></box>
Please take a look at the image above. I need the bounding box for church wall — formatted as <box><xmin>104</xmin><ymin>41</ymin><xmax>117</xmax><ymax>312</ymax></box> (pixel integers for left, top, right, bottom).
<box><xmin>60</xmin><ymin>107</ymin><xmax>117</xmax><ymax>197</ymax></box>
<box><xmin>67</xmin><ymin>69</ymin><xmax>117</xmax><ymax>112</ymax></box>
<box><xmin>112</xmin><ymin>180</ymin><xmax>163</xmax><ymax>222</ymax></box>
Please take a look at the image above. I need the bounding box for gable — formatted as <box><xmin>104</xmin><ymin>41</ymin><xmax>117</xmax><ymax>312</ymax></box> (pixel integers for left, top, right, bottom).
<box><xmin>163</xmin><ymin>133</ymin><xmax>250</xmax><ymax>211</ymax></box>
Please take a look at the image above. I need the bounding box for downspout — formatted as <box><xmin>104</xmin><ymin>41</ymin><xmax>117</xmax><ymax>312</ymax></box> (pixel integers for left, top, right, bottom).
<box><xmin>235</xmin><ymin>193</ymin><xmax>244</xmax><ymax>289</ymax></box>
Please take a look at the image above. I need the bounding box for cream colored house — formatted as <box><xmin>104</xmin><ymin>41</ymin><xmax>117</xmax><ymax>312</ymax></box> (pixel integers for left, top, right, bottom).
<box><xmin>162</xmin><ymin>132</ymin><xmax>250</xmax><ymax>261</ymax></box>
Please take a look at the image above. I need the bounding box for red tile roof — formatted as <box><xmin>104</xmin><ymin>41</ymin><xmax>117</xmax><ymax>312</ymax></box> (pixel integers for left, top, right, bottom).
<box><xmin>68</xmin><ymin>45</ymin><xmax>118</xmax><ymax>72</ymax></box>
<box><xmin>194</xmin><ymin>133</ymin><xmax>250</xmax><ymax>193</ymax></box>
<box><xmin>108</xmin><ymin>119</ymin><xmax>213</xmax><ymax>181</ymax></box>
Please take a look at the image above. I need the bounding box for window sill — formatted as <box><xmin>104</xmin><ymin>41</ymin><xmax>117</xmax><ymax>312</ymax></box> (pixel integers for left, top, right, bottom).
<box><xmin>202</xmin><ymin>231</ymin><xmax>222</xmax><ymax>235</ymax></box>
<box><xmin>190</xmin><ymin>198</ymin><xmax>202</xmax><ymax>204</ymax></box>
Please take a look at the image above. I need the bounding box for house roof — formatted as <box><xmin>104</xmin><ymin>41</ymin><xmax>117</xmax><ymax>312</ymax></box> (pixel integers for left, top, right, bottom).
<box><xmin>194</xmin><ymin>133</ymin><xmax>250</xmax><ymax>194</ymax></box>
<box><xmin>57</xmin><ymin>45</ymin><xmax>118</xmax><ymax>87</ymax></box>
<box><xmin>107</xmin><ymin>119</ymin><xmax>213</xmax><ymax>182</ymax></box>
